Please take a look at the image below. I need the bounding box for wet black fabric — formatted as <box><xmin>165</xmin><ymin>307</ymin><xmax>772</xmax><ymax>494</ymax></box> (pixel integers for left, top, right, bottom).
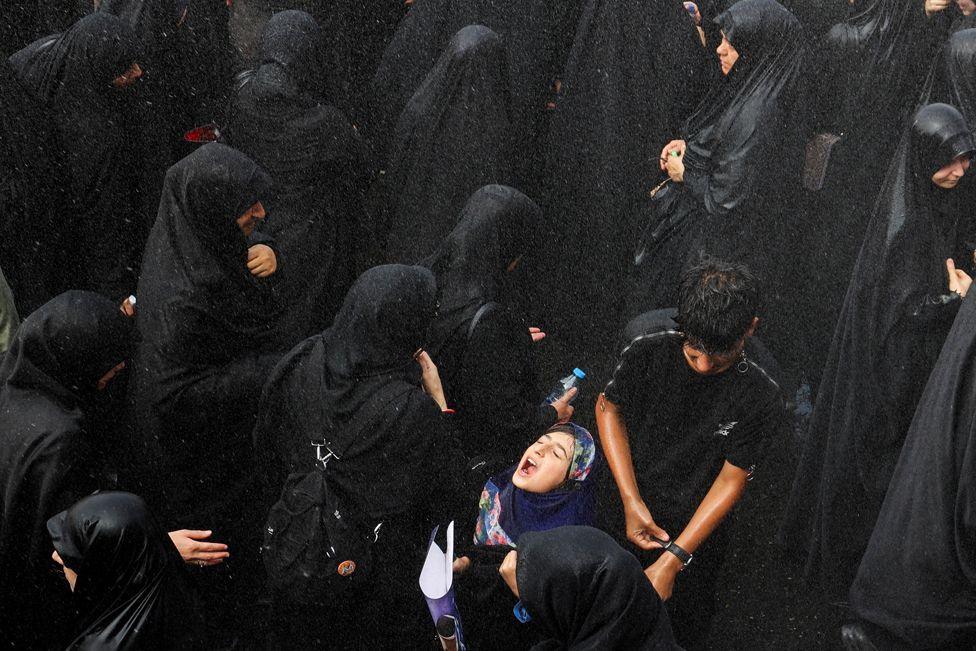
<box><xmin>626</xmin><ymin>0</ymin><xmax>804</xmax><ymax>325</ymax></box>
<box><xmin>373</xmin><ymin>24</ymin><xmax>515</xmax><ymax>263</ymax></box>
<box><xmin>254</xmin><ymin>264</ymin><xmax>464</xmax><ymax>647</ymax></box>
<box><xmin>100</xmin><ymin>0</ymin><xmax>188</xmax><ymax>49</ymax></box>
<box><xmin>517</xmin><ymin>526</ymin><xmax>678</xmax><ymax>650</ymax></box>
<box><xmin>367</xmin><ymin>0</ymin><xmax>582</xmax><ymax>177</ymax></box>
<box><xmin>781</xmin><ymin>104</ymin><xmax>976</xmax><ymax>600</ymax></box>
<box><xmin>797</xmin><ymin>0</ymin><xmax>947</xmax><ymax>379</ymax></box>
<box><xmin>126</xmin><ymin>142</ymin><xmax>280</xmax><ymax>528</ymax></box>
<box><xmin>425</xmin><ymin>185</ymin><xmax>555</xmax><ymax>468</ymax></box>
<box><xmin>48</xmin><ymin>491</ymin><xmax>203</xmax><ymax>650</ymax></box>
<box><xmin>540</xmin><ymin>0</ymin><xmax>710</xmax><ymax>365</ymax></box>
<box><xmin>6</xmin><ymin>13</ymin><xmax>142</xmax><ymax>308</ymax></box>
<box><xmin>849</xmin><ymin>293</ymin><xmax>976</xmax><ymax>650</ymax></box>
<box><xmin>0</xmin><ymin>292</ymin><xmax>131</xmax><ymax>649</ymax></box>
<box><xmin>224</xmin><ymin>10</ymin><xmax>368</xmax><ymax>345</ymax></box>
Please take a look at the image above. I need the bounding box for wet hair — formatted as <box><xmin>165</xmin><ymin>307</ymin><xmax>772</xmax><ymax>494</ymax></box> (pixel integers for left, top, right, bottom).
<box><xmin>674</xmin><ymin>257</ymin><xmax>761</xmax><ymax>355</ymax></box>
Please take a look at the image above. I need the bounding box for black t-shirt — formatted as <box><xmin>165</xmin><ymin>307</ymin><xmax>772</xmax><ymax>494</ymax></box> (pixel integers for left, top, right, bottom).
<box><xmin>604</xmin><ymin>327</ymin><xmax>782</xmax><ymax>532</ymax></box>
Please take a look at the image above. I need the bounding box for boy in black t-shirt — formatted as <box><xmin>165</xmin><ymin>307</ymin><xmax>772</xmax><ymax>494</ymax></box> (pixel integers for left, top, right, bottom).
<box><xmin>597</xmin><ymin>258</ymin><xmax>783</xmax><ymax>648</ymax></box>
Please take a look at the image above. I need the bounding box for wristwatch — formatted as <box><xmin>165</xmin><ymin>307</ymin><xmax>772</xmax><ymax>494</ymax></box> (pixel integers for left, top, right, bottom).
<box><xmin>662</xmin><ymin>540</ymin><xmax>693</xmax><ymax>569</ymax></box>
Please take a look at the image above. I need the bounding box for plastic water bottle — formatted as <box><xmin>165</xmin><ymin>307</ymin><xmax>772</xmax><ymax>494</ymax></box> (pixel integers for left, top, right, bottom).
<box><xmin>546</xmin><ymin>368</ymin><xmax>586</xmax><ymax>404</ymax></box>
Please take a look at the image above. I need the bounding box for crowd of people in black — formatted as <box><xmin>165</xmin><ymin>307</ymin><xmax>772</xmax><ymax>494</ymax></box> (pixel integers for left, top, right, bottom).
<box><xmin>2</xmin><ymin>0</ymin><xmax>976</xmax><ymax>649</ymax></box>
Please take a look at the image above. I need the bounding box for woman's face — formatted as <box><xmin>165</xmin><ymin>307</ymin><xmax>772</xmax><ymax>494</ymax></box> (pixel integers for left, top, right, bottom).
<box><xmin>236</xmin><ymin>201</ymin><xmax>266</xmax><ymax>237</ymax></box>
<box><xmin>931</xmin><ymin>156</ymin><xmax>971</xmax><ymax>189</ymax></box>
<box><xmin>511</xmin><ymin>431</ymin><xmax>575</xmax><ymax>494</ymax></box>
<box><xmin>717</xmin><ymin>33</ymin><xmax>740</xmax><ymax>76</ymax></box>
<box><xmin>112</xmin><ymin>62</ymin><xmax>143</xmax><ymax>88</ymax></box>
<box><xmin>52</xmin><ymin>550</ymin><xmax>78</xmax><ymax>592</ymax></box>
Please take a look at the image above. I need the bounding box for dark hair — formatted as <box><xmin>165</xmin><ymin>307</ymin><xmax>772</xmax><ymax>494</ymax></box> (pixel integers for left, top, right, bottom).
<box><xmin>674</xmin><ymin>257</ymin><xmax>761</xmax><ymax>354</ymax></box>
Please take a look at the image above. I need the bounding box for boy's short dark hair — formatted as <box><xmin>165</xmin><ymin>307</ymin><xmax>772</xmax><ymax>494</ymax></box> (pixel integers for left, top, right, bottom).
<box><xmin>674</xmin><ymin>257</ymin><xmax>761</xmax><ymax>354</ymax></box>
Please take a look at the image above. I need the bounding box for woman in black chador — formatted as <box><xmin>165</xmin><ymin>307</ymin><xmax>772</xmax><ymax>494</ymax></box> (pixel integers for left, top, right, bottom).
<box><xmin>512</xmin><ymin>526</ymin><xmax>679</xmax><ymax>650</ymax></box>
<box><xmin>847</xmin><ymin>283</ymin><xmax>976</xmax><ymax>650</ymax></box>
<box><xmin>542</xmin><ymin>0</ymin><xmax>709</xmax><ymax>363</ymax></box>
<box><xmin>371</xmin><ymin>24</ymin><xmax>515</xmax><ymax>263</ymax></box>
<box><xmin>253</xmin><ymin>264</ymin><xmax>463</xmax><ymax>648</ymax></box>
<box><xmin>48</xmin><ymin>492</ymin><xmax>204</xmax><ymax>649</ymax></box>
<box><xmin>1</xmin><ymin>13</ymin><xmax>142</xmax><ymax>313</ymax></box>
<box><xmin>627</xmin><ymin>0</ymin><xmax>804</xmax><ymax>323</ymax></box>
<box><xmin>797</xmin><ymin>0</ymin><xmax>949</xmax><ymax>378</ymax></box>
<box><xmin>781</xmin><ymin>103</ymin><xmax>976</xmax><ymax>601</ymax></box>
<box><xmin>0</xmin><ymin>292</ymin><xmax>131</xmax><ymax>649</ymax></box>
<box><xmin>367</xmin><ymin>0</ymin><xmax>582</xmax><ymax>180</ymax></box>
<box><xmin>126</xmin><ymin>142</ymin><xmax>282</xmax><ymax>644</ymax></box>
<box><xmin>224</xmin><ymin>10</ymin><xmax>367</xmax><ymax>345</ymax></box>
<box><xmin>425</xmin><ymin>185</ymin><xmax>569</xmax><ymax>470</ymax></box>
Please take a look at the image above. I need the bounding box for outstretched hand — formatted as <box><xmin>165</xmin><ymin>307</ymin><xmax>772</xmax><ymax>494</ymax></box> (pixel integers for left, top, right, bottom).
<box><xmin>168</xmin><ymin>530</ymin><xmax>230</xmax><ymax>567</ymax></box>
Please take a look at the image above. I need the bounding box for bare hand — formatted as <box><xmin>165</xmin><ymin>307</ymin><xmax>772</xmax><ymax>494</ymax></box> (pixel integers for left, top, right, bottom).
<box><xmin>625</xmin><ymin>499</ymin><xmax>670</xmax><ymax>550</ymax></box>
<box><xmin>119</xmin><ymin>296</ymin><xmax>135</xmax><ymax>318</ymax></box>
<box><xmin>551</xmin><ymin>386</ymin><xmax>577</xmax><ymax>423</ymax></box>
<box><xmin>168</xmin><ymin>530</ymin><xmax>230</xmax><ymax>567</ymax></box>
<box><xmin>659</xmin><ymin>139</ymin><xmax>687</xmax><ymax>171</ymax></box>
<box><xmin>665</xmin><ymin>155</ymin><xmax>685</xmax><ymax>183</ymax></box>
<box><xmin>529</xmin><ymin>327</ymin><xmax>546</xmax><ymax>343</ymax></box>
<box><xmin>947</xmin><ymin>258</ymin><xmax>972</xmax><ymax>297</ymax></box>
<box><xmin>644</xmin><ymin>555</ymin><xmax>680</xmax><ymax>601</ymax></box>
<box><xmin>926</xmin><ymin>0</ymin><xmax>951</xmax><ymax>15</ymax></box>
<box><xmin>415</xmin><ymin>350</ymin><xmax>448</xmax><ymax>410</ymax></box>
<box><xmin>247</xmin><ymin>244</ymin><xmax>277</xmax><ymax>278</ymax></box>
<box><xmin>499</xmin><ymin>550</ymin><xmax>519</xmax><ymax>597</ymax></box>
<box><xmin>452</xmin><ymin>556</ymin><xmax>471</xmax><ymax>575</ymax></box>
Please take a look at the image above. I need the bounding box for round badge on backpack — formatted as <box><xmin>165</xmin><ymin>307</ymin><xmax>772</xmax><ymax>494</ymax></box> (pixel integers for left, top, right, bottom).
<box><xmin>337</xmin><ymin>560</ymin><xmax>357</xmax><ymax>577</ymax></box>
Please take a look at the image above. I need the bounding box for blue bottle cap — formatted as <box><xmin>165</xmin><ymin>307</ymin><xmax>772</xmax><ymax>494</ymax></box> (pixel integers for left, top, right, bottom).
<box><xmin>572</xmin><ymin>368</ymin><xmax>586</xmax><ymax>380</ymax></box>
<box><xmin>513</xmin><ymin>601</ymin><xmax>532</xmax><ymax>624</ymax></box>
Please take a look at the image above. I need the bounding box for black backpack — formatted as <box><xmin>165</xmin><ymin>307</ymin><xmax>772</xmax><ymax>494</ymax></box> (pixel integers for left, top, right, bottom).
<box><xmin>261</xmin><ymin>442</ymin><xmax>381</xmax><ymax>604</ymax></box>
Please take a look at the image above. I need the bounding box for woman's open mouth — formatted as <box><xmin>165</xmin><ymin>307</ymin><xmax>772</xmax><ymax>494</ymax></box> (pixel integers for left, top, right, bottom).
<box><xmin>518</xmin><ymin>457</ymin><xmax>539</xmax><ymax>477</ymax></box>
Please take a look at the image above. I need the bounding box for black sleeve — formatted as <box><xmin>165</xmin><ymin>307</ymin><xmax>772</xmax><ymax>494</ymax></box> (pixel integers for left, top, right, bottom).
<box><xmin>459</xmin><ymin>308</ymin><xmax>557</xmax><ymax>464</ymax></box>
<box><xmin>604</xmin><ymin>337</ymin><xmax>653</xmax><ymax>409</ymax></box>
<box><xmin>722</xmin><ymin>391</ymin><xmax>778</xmax><ymax>474</ymax></box>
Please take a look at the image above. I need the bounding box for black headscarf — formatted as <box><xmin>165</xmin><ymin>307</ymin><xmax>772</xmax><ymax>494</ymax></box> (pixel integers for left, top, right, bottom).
<box><xmin>99</xmin><ymin>0</ymin><xmax>188</xmax><ymax>53</ymax></box>
<box><xmin>540</xmin><ymin>0</ymin><xmax>709</xmax><ymax>366</ymax></box>
<box><xmin>47</xmin><ymin>492</ymin><xmax>203</xmax><ymax>650</ymax></box>
<box><xmin>781</xmin><ymin>103</ymin><xmax>976</xmax><ymax>599</ymax></box>
<box><xmin>254</xmin><ymin>264</ymin><xmax>442</xmax><ymax>520</ymax></box>
<box><xmin>0</xmin><ymin>291</ymin><xmax>131</xmax><ymax>649</ymax></box>
<box><xmin>426</xmin><ymin>185</ymin><xmax>542</xmax><ymax>352</ymax></box>
<box><xmin>367</xmin><ymin>0</ymin><xmax>582</xmax><ymax>176</ymax></box>
<box><xmin>923</xmin><ymin>28</ymin><xmax>976</xmax><ymax>127</ymax></box>
<box><xmin>6</xmin><ymin>14</ymin><xmax>142</xmax><ymax>305</ymax></box>
<box><xmin>223</xmin><ymin>10</ymin><xmax>366</xmax><ymax>343</ymax></box>
<box><xmin>681</xmin><ymin>0</ymin><xmax>803</xmax><ymax>219</ymax></box>
<box><xmin>849</xmin><ymin>292</ymin><xmax>976</xmax><ymax>650</ymax></box>
<box><xmin>136</xmin><ymin>142</ymin><xmax>277</xmax><ymax>361</ymax></box>
<box><xmin>374</xmin><ymin>24</ymin><xmax>515</xmax><ymax>263</ymax></box>
<box><xmin>517</xmin><ymin>526</ymin><xmax>678</xmax><ymax>650</ymax></box>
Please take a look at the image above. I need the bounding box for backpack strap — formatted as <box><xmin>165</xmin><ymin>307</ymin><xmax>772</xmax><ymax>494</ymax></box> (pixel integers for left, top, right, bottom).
<box><xmin>467</xmin><ymin>302</ymin><xmax>499</xmax><ymax>343</ymax></box>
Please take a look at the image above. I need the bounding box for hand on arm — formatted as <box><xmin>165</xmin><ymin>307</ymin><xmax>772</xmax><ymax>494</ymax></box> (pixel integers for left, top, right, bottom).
<box><xmin>644</xmin><ymin>461</ymin><xmax>750</xmax><ymax>599</ymax></box>
<box><xmin>596</xmin><ymin>394</ymin><xmax>670</xmax><ymax>550</ymax></box>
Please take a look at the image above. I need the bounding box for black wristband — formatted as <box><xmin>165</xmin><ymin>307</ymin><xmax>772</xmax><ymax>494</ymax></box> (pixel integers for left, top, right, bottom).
<box><xmin>663</xmin><ymin>540</ymin><xmax>693</xmax><ymax>567</ymax></box>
